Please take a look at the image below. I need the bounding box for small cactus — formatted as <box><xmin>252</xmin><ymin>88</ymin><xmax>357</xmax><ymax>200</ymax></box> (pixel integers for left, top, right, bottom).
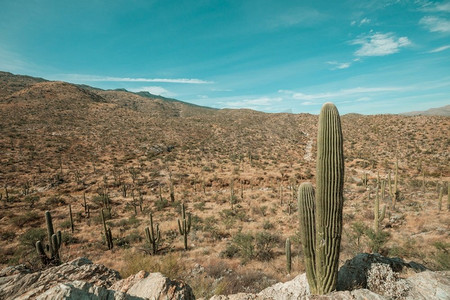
<box><xmin>101</xmin><ymin>209</ymin><xmax>113</xmax><ymax>250</ymax></box>
<box><xmin>69</xmin><ymin>204</ymin><xmax>74</xmax><ymax>233</ymax></box>
<box><xmin>145</xmin><ymin>213</ymin><xmax>161</xmax><ymax>255</ymax></box>
<box><xmin>298</xmin><ymin>182</ymin><xmax>317</xmax><ymax>291</ymax></box>
<box><xmin>374</xmin><ymin>187</ymin><xmax>386</xmax><ymax>234</ymax></box>
<box><xmin>285</xmin><ymin>238</ymin><xmax>291</xmax><ymax>274</ymax></box>
<box><xmin>438</xmin><ymin>186</ymin><xmax>443</xmax><ymax>211</ymax></box>
<box><xmin>177</xmin><ymin>202</ymin><xmax>191</xmax><ymax>250</ymax></box>
<box><xmin>35</xmin><ymin>211</ymin><xmax>62</xmax><ymax>266</ymax></box>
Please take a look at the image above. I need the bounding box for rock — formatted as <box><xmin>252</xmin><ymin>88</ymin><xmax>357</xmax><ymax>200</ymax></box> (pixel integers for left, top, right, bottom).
<box><xmin>113</xmin><ymin>272</ymin><xmax>194</xmax><ymax>300</ymax></box>
<box><xmin>406</xmin><ymin>271</ymin><xmax>450</xmax><ymax>300</ymax></box>
<box><xmin>259</xmin><ymin>273</ymin><xmax>309</xmax><ymax>299</ymax></box>
<box><xmin>337</xmin><ymin>252</ymin><xmax>427</xmax><ymax>291</ymax></box>
<box><xmin>33</xmin><ymin>281</ymin><xmax>130</xmax><ymax>300</ymax></box>
<box><xmin>0</xmin><ymin>257</ymin><xmax>121</xmax><ymax>300</ymax></box>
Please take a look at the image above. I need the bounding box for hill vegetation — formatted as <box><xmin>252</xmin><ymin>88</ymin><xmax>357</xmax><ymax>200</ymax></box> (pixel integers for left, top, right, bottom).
<box><xmin>0</xmin><ymin>71</ymin><xmax>448</xmax><ymax>297</ymax></box>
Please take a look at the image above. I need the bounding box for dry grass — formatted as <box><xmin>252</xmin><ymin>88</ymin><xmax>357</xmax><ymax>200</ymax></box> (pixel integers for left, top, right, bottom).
<box><xmin>0</xmin><ymin>71</ymin><xmax>449</xmax><ymax>297</ymax></box>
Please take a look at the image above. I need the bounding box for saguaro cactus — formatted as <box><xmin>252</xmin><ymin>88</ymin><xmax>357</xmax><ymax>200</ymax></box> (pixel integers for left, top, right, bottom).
<box><xmin>35</xmin><ymin>211</ymin><xmax>62</xmax><ymax>266</ymax></box>
<box><xmin>315</xmin><ymin>102</ymin><xmax>344</xmax><ymax>294</ymax></box>
<box><xmin>285</xmin><ymin>238</ymin><xmax>292</xmax><ymax>274</ymax></box>
<box><xmin>145</xmin><ymin>213</ymin><xmax>161</xmax><ymax>255</ymax></box>
<box><xmin>298</xmin><ymin>103</ymin><xmax>344</xmax><ymax>295</ymax></box>
<box><xmin>374</xmin><ymin>187</ymin><xmax>386</xmax><ymax>234</ymax></box>
<box><xmin>178</xmin><ymin>202</ymin><xmax>191</xmax><ymax>250</ymax></box>
<box><xmin>298</xmin><ymin>182</ymin><xmax>317</xmax><ymax>293</ymax></box>
<box><xmin>101</xmin><ymin>209</ymin><xmax>113</xmax><ymax>250</ymax></box>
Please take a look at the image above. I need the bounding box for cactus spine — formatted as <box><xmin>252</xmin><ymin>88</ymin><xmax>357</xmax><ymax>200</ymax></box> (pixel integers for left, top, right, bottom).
<box><xmin>178</xmin><ymin>202</ymin><xmax>191</xmax><ymax>250</ymax></box>
<box><xmin>35</xmin><ymin>211</ymin><xmax>62</xmax><ymax>265</ymax></box>
<box><xmin>298</xmin><ymin>182</ymin><xmax>317</xmax><ymax>293</ymax></box>
<box><xmin>285</xmin><ymin>238</ymin><xmax>291</xmax><ymax>274</ymax></box>
<box><xmin>145</xmin><ymin>213</ymin><xmax>161</xmax><ymax>255</ymax></box>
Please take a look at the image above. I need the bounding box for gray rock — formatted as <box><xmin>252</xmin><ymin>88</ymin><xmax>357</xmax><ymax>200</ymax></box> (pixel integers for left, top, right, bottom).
<box><xmin>337</xmin><ymin>253</ymin><xmax>427</xmax><ymax>291</ymax></box>
<box><xmin>406</xmin><ymin>271</ymin><xmax>450</xmax><ymax>300</ymax></box>
<box><xmin>0</xmin><ymin>257</ymin><xmax>120</xmax><ymax>300</ymax></box>
<box><xmin>112</xmin><ymin>271</ymin><xmax>194</xmax><ymax>299</ymax></box>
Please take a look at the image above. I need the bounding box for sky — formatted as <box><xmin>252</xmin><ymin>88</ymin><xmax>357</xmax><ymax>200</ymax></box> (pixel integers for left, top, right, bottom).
<box><xmin>0</xmin><ymin>0</ymin><xmax>449</xmax><ymax>114</ymax></box>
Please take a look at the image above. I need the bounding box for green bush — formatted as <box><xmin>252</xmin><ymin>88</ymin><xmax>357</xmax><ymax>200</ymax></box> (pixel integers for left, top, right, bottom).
<box><xmin>19</xmin><ymin>228</ymin><xmax>47</xmax><ymax>248</ymax></box>
<box><xmin>220</xmin><ymin>231</ymin><xmax>280</xmax><ymax>263</ymax></box>
<box><xmin>11</xmin><ymin>211</ymin><xmax>40</xmax><ymax>227</ymax></box>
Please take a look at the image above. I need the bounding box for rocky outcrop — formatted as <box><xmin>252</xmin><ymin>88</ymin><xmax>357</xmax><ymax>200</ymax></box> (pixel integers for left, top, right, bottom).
<box><xmin>0</xmin><ymin>258</ymin><xmax>194</xmax><ymax>300</ymax></box>
<box><xmin>0</xmin><ymin>257</ymin><xmax>120</xmax><ymax>299</ymax></box>
<box><xmin>1</xmin><ymin>254</ymin><xmax>448</xmax><ymax>299</ymax></box>
<box><xmin>208</xmin><ymin>253</ymin><xmax>449</xmax><ymax>300</ymax></box>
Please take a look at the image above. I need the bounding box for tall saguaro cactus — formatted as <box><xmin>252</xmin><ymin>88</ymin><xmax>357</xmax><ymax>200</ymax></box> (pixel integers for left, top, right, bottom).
<box><xmin>315</xmin><ymin>102</ymin><xmax>344</xmax><ymax>294</ymax></box>
<box><xmin>298</xmin><ymin>102</ymin><xmax>344</xmax><ymax>295</ymax></box>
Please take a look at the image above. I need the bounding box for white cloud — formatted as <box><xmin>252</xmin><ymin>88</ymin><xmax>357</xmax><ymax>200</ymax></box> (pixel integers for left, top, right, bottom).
<box><xmin>419</xmin><ymin>1</ymin><xmax>450</xmax><ymax>12</ymax></box>
<box><xmin>360</xmin><ymin>18</ymin><xmax>371</xmax><ymax>25</ymax></box>
<box><xmin>267</xmin><ymin>8</ymin><xmax>325</xmax><ymax>28</ymax></box>
<box><xmin>327</xmin><ymin>61</ymin><xmax>351</xmax><ymax>70</ymax></box>
<box><xmin>350</xmin><ymin>18</ymin><xmax>371</xmax><ymax>26</ymax></box>
<box><xmin>352</xmin><ymin>32</ymin><xmax>411</xmax><ymax>56</ymax></box>
<box><xmin>419</xmin><ymin>16</ymin><xmax>450</xmax><ymax>33</ymax></box>
<box><xmin>279</xmin><ymin>86</ymin><xmax>407</xmax><ymax>101</ymax></box>
<box><xmin>224</xmin><ymin>97</ymin><xmax>282</xmax><ymax>108</ymax></box>
<box><xmin>60</xmin><ymin>74</ymin><xmax>213</xmax><ymax>84</ymax></box>
<box><xmin>131</xmin><ymin>86</ymin><xmax>175</xmax><ymax>97</ymax></box>
<box><xmin>429</xmin><ymin>45</ymin><xmax>450</xmax><ymax>53</ymax></box>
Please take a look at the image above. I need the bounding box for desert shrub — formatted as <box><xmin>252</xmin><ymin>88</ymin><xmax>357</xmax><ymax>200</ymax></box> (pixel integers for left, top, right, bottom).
<box><xmin>116</xmin><ymin>230</ymin><xmax>142</xmax><ymax>248</ymax></box>
<box><xmin>11</xmin><ymin>211</ymin><xmax>40</xmax><ymax>227</ymax></box>
<box><xmin>19</xmin><ymin>228</ymin><xmax>47</xmax><ymax>248</ymax></box>
<box><xmin>254</xmin><ymin>231</ymin><xmax>280</xmax><ymax>261</ymax></box>
<box><xmin>154</xmin><ymin>198</ymin><xmax>169</xmax><ymax>210</ymax></box>
<box><xmin>0</xmin><ymin>231</ymin><xmax>16</xmax><ymax>242</ymax></box>
<box><xmin>60</xmin><ymin>219</ymin><xmax>72</xmax><ymax>229</ymax></box>
<box><xmin>433</xmin><ymin>241</ymin><xmax>450</xmax><ymax>270</ymax></box>
<box><xmin>110</xmin><ymin>215</ymin><xmax>140</xmax><ymax>229</ymax></box>
<box><xmin>214</xmin><ymin>270</ymin><xmax>276</xmax><ymax>295</ymax></box>
<box><xmin>262</xmin><ymin>220</ymin><xmax>274</xmax><ymax>230</ymax></box>
<box><xmin>45</xmin><ymin>195</ymin><xmax>66</xmax><ymax>206</ymax></box>
<box><xmin>24</xmin><ymin>195</ymin><xmax>40</xmax><ymax>208</ymax></box>
<box><xmin>220</xmin><ymin>231</ymin><xmax>280</xmax><ymax>263</ymax></box>
<box><xmin>367</xmin><ymin>263</ymin><xmax>409</xmax><ymax>299</ymax></box>
<box><xmin>193</xmin><ymin>201</ymin><xmax>206</xmax><ymax>211</ymax></box>
<box><xmin>365</xmin><ymin>228</ymin><xmax>390</xmax><ymax>254</ymax></box>
<box><xmin>121</xmin><ymin>251</ymin><xmax>185</xmax><ymax>279</ymax></box>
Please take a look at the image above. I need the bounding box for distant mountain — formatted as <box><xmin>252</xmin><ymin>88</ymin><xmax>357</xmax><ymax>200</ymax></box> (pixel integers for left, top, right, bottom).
<box><xmin>401</xmin><ymin>105</ymin><xmax>450</xmax><ymax>117</ymax></box>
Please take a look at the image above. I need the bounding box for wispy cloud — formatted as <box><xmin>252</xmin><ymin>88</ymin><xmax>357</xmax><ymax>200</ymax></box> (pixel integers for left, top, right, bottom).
<box><xmin>351</xmin><ymin>18</ymin><xmax>371</xmax><ymax>26</ymax></box>
<box><xmin>224</xmin><ymin>96</ymin><xmax>282</xmax><ymax>108</ymax></box>
<box><xmin>60</xmin><ymin>74</ymin><xmax>213</xmax><ymax>84</ymax></box>
<box><xmin>419</xmin><ymin>1</ymin><xmax>450</xmax><ymax>13</ymax></box>
<box><xmin>266</xmin><ymin>7</ymin><xmax>325</xmax><ymax>28</ymax></box>
<box><xmin>326</xmin><ymin>61</ymin><xmax>351</xmax><ymax>70</ymax></box>
<box><xmin>352</xmin><ymin>32</ymin><xmax>411</xmax><ymax>56</ymax></box>
<box><xmin>429</xmin><ymin>45</ymin><xmax>450</xmax><ymax>53</ymax></box>
<box><xmin>419</xmin><ymin>16</ymin><xmax>450</xmax><ymax>33</ymax></box>
<box><xmin>130</xmin><ymin>86</ymin><xmax>176</xmax><ymax>97</ymax></box>
<box><xmin>279</xmin><ymin>86</ymin><xmax>407</xmax><ymax>101</ymax></box>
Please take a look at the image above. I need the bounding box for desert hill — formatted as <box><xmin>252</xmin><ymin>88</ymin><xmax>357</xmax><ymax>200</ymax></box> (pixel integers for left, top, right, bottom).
<box><xmin>402</xmin><ymin>105</ymin><xmax>450</xmax><ymax>117</ymax></box>
<box><xmin>0</xmin><ymin>71</ymin><xmax>449</xmax><ymax>298</ymax></box>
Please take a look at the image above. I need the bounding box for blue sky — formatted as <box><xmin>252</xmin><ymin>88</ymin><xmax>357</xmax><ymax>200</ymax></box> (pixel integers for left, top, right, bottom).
<box><xmin>0</xmin><ymin>0</ymin><xmax>449</xmax><ymax>114</ymax></box>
